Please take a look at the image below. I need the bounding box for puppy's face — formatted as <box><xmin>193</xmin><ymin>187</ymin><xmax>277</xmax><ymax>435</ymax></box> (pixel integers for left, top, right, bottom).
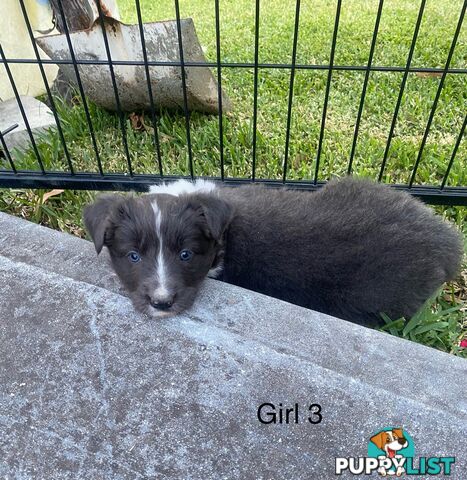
<box><xmin>370</xmin><ymin>429</ymin><xmax>408</xmax><ymax>458</ymax></box>
<box><xmin>83</xmin><ymin>192</ymin><xmax>233</xmax><ymax>318</ymax></box>
<box><xmin>384</xmin><ymin>429</ymin><xmax>408</xmax><ymax>456</ymax></box>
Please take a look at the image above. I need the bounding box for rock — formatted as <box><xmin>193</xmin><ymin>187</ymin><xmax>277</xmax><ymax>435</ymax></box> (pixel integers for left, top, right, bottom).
<box><xmin>36</xmin><ymin>18</ymin><xmax>231</xmax><ymax>114</ymax></box>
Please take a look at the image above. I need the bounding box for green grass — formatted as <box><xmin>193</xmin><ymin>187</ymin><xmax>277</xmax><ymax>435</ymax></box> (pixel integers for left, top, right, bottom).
<box><xmin>0</xmin><ymin>0</ymin><xmax>466</xmax><ymax>355</ymax></box>
<box><xmin>380</xmin><ymin>289</ymin><xmax>466</xmax><ymax>357</ymax></box>
<box><xmin>8</xmin><ymin>0</ymin><xmax>466</xmax><ymax>183</ymax></box>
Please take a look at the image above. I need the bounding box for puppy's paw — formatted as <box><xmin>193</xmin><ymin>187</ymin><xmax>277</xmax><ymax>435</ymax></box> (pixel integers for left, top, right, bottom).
<box><xmin>377</xmin><ymin>467</ymin><xmax>387</xmax><ymax>476</ymax></box>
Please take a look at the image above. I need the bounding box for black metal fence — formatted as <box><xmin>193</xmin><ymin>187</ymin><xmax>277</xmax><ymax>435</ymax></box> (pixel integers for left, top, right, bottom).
<box><xmin>0</xmin><ymin>0</ymin><xmax>466</xmax><ymax>205</ymax></box>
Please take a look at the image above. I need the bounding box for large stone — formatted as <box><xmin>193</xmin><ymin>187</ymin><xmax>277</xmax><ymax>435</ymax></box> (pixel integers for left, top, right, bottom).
<box><xmin>0</xmin><ymin>211</ymin><xmax>465</xmax><ymax>478</ymax></box>
<box><xmin>0</xmin><ymin>96</ymin><xmax>56</xmax><ymax>158</ymax></box>
<box><xmin>36</xmin><ymin>18</ymin><xmax>231</xmax><ymax>114</ymax></box>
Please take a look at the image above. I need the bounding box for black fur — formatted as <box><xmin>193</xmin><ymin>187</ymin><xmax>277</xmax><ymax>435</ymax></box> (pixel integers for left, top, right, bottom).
<box><xmin>83</xmin><ymin>177</ymin><xmax>463</xmax><ymax>326</ymax></box>
<box><xmin>217</xmin><ymin>178</ymin><xmax>463</xmax><ymax>326</ymax></box>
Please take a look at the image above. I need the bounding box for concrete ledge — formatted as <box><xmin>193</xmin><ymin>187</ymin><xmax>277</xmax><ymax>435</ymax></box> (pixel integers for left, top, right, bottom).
<box><xmin>0</xmin><ymin>97</ymin><xmax>56</xmax><ymax>156</ymax></box>
<box><xmin>0</xmin><ymin>212</ymin><xmax>465</xmax><ymax>478</ymax></box>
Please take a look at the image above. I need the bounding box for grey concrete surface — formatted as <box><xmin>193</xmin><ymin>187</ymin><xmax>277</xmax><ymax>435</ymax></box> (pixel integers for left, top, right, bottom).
<box><xmin>0</xmin><ymin>211</ymin><xmax>466</xmax><ymax>479</ymax></box>
<box><xmin>0</xmin><ymin>97</ymin><xmax>56</xmax><ymax>156</ymax></box>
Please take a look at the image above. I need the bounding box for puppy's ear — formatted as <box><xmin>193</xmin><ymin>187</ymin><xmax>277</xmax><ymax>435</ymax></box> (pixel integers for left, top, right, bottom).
<box><xmin>83</xmin><ymin>194</ymin><xmax>123</xmax><ymax>254</ymax></box>
<box><xmin>197</xmin><ymin>195</ymin><xmax>234</xmax><ymax>241</ymax></box>
<box><xmin>370</xmin><ymin>431</ymin><xmax>386</xmax><ymax>451</ymax></box>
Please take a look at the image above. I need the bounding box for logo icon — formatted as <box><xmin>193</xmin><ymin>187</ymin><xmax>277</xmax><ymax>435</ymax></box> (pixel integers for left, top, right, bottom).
<box><xmin>368</xmin><ymin>428</ymin><xmax>414</xmax><ymax>476</ymax></box>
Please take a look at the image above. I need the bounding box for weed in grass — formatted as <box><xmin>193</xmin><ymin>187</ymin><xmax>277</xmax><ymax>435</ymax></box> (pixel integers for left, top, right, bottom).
<box><xmin>380</xmin><ymin>288</ymin><xmax>466</xmax><ymax>358</ymax></box>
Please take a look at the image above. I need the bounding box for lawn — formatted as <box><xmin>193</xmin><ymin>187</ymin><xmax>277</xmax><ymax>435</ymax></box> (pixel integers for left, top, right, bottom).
<box><xmin>11</xmin><ymin>0</ymin><xmax>467</xmax><ymax>183</ymax></box>
<box><xmin>0</xmin><ymin>0</ymin><xmax>466</xmax><ymax>355</ymax></box>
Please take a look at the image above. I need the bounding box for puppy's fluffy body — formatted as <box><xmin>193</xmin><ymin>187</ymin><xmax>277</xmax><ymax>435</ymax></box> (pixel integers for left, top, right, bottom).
<box><xmin>216</xmin><ymin>179</ymin><xmax>462</xmax><ymax>325</ymax></box>
<box><xmin>84</xmin><ymin>177</ymin><xmax>462</xmax><ymax>326</ymax></box>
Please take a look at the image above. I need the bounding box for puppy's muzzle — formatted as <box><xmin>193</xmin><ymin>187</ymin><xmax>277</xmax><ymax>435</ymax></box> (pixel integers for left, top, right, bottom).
<box><xmin>149</xmin><ymin>293</ymin><xmax>175</xmax><ymax>311</ymax></box>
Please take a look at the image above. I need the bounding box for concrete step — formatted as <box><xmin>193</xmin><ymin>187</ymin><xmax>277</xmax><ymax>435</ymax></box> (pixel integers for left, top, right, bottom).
<box><xmin>0</xmin><ymin>212</ymin><xmax>465</xmax><ymax>478</ymax></box>
<box><xmin>0</xmin><ymin>97</ymin><xmax>56</xmax><ymax>158</ymax></box>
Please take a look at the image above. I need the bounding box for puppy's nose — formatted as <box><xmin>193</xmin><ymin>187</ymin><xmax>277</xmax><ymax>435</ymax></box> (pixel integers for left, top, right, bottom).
<box><xmin>398</xmin><ymin>438</ymin><xmax>407</xmax><ymax>445</ymax></box>
<box><xmin>150</xmin><ymin>294</ymin><xmax>175</xmax><ymax>311</ymax></box>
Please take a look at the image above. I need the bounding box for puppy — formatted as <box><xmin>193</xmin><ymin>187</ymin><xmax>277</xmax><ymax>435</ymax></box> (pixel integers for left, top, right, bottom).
<box><xmin>370</xmin><ymin>428</ymin><xmax>408</xmax><ymax>476</ymax></box>
<box><xmin>83</xmin><ymin>177</ymin><xmax>463</xmax><ymax>326</ymax></box>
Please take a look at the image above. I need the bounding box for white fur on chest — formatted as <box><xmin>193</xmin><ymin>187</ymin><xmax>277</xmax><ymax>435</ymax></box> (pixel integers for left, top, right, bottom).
<box><xmin>149</xmin><ymin>179</ymin><xmax>217</xmax><ymax>196</ymax></box>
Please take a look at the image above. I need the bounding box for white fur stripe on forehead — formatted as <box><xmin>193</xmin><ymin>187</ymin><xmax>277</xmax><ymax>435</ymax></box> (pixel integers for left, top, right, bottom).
<box><xmin>149</xmin><ymin>179</ymin><xmax>217</xmax><ymax>196</ymax></box>
<box><xmin>152</xmin><ymin>200</ymin><xmax>169</xmax><ymax>298</ymax></box>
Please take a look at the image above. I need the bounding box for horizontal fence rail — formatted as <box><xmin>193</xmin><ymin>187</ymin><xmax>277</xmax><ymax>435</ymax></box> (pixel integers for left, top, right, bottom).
<box><xmin>0</xmin><ymin>0</ymin><xmax>466</xmax><ymax>206</ymax></box>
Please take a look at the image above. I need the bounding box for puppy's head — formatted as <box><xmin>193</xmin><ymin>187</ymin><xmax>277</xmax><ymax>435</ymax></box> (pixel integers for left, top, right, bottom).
<box><xmin>83</xmin><ymin>191</ymin><xmax>233</xmax><ymax>318</ymax></box>
<box><xmin>370</xmin><ymin>428</ymin><xmax>408</xmax><ymax>458</ymax></box>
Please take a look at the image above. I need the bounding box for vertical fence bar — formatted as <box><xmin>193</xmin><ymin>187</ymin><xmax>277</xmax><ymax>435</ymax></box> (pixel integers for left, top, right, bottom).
<box><xmin>214</xmin><ymin>0</ymin><xmax>225</xmax><ymax>181</ymax></box>
<box><xmin>378</xmin><ymin>0</ymin><xmax>426</xmax><ymax>182</ymax></box>
<box><xmin>314</xmin><ymin>0</ymin><xmax>342</xmax><ymax>184</ymax></box>
<box><xmin>0</xmin><ymin>45</ymin><xmax>45</xmax><ymax>173</ymax></box>
<box><xmin>409</xmin><ymin>0</ymin><xmax>466</xmax><ymax>187</ymax></box>
<box><xmin>174</xmin><ymin>0</ymin><xmax>194</xmax><ymax>179</ymax></box>
<box><xmin>282</xmin><ymin>0</ymin><xmax>301</xmax><ymax>183</ymax></box>
<box><xmin>95</xmin><ymin>0</ymin><xmax>133</xmax><ymax>176</ymax></box>
<box><xmin>251</xmin><ymin>0</ymin><xmax>260</xmax><ymax>181</ymax></box>
<box><xmin>348</xmin><ymin>0</ymin><xmax>384</xmax><ymax>174</ymax></box>
<box><xmin>135</xmin><ymin>0</ymin><xmax>163</xmax><ymax>177</ymax></box>
<box><xmin>54</xmin><ymin>0</ymin><xmax>103</xmax><ymax>175</ymax></box>
<box><xmin>0</xmin><ymin>125</ymin><xmax>18</xmax><ymax>173</ymax></box>
<box><xmin>18</xmin><ymin>0</ymin><xmax>74</xmax><ymax>174</ymax></box>
<box><xmin>440</xmin><ymin>114</ymin><xmax>466</xmax><ymax>190</ymax></box>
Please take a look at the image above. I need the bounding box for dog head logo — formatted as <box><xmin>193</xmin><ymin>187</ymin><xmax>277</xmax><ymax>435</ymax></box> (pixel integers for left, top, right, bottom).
<box><xmin>368</xmin><ymin>427</ymin><xmax>413</xmax><ymax>477</ymax></box>
<box><xmin>370</xmin><ymin>428</ymin><xmax>408</xmax><ymax>459</ymax></box>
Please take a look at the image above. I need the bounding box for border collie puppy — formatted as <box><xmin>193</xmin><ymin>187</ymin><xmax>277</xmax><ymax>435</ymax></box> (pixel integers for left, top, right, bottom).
<box><xmin>83</xmin><ymin>177</ymin><xmax>462</xmax><ymax>326</ymax></box>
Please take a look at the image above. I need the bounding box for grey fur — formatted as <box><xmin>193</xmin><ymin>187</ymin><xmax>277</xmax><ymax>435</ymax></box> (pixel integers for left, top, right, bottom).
<box><xmin>83</xmin><ymin>177</ymin><xmax>463</xmax><ymax>326</ymax></box>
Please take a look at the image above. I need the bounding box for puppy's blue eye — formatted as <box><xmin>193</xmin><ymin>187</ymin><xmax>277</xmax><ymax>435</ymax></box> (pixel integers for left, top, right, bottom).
<box><xmin>127</xmin><ymin>251</ymin><xmax>141</xmax><ymax>263</ymax></box>
<box><xmin>179</xmin><ymin>249</ymin><xmax>193</xmax><ymax>262</ymax></box>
